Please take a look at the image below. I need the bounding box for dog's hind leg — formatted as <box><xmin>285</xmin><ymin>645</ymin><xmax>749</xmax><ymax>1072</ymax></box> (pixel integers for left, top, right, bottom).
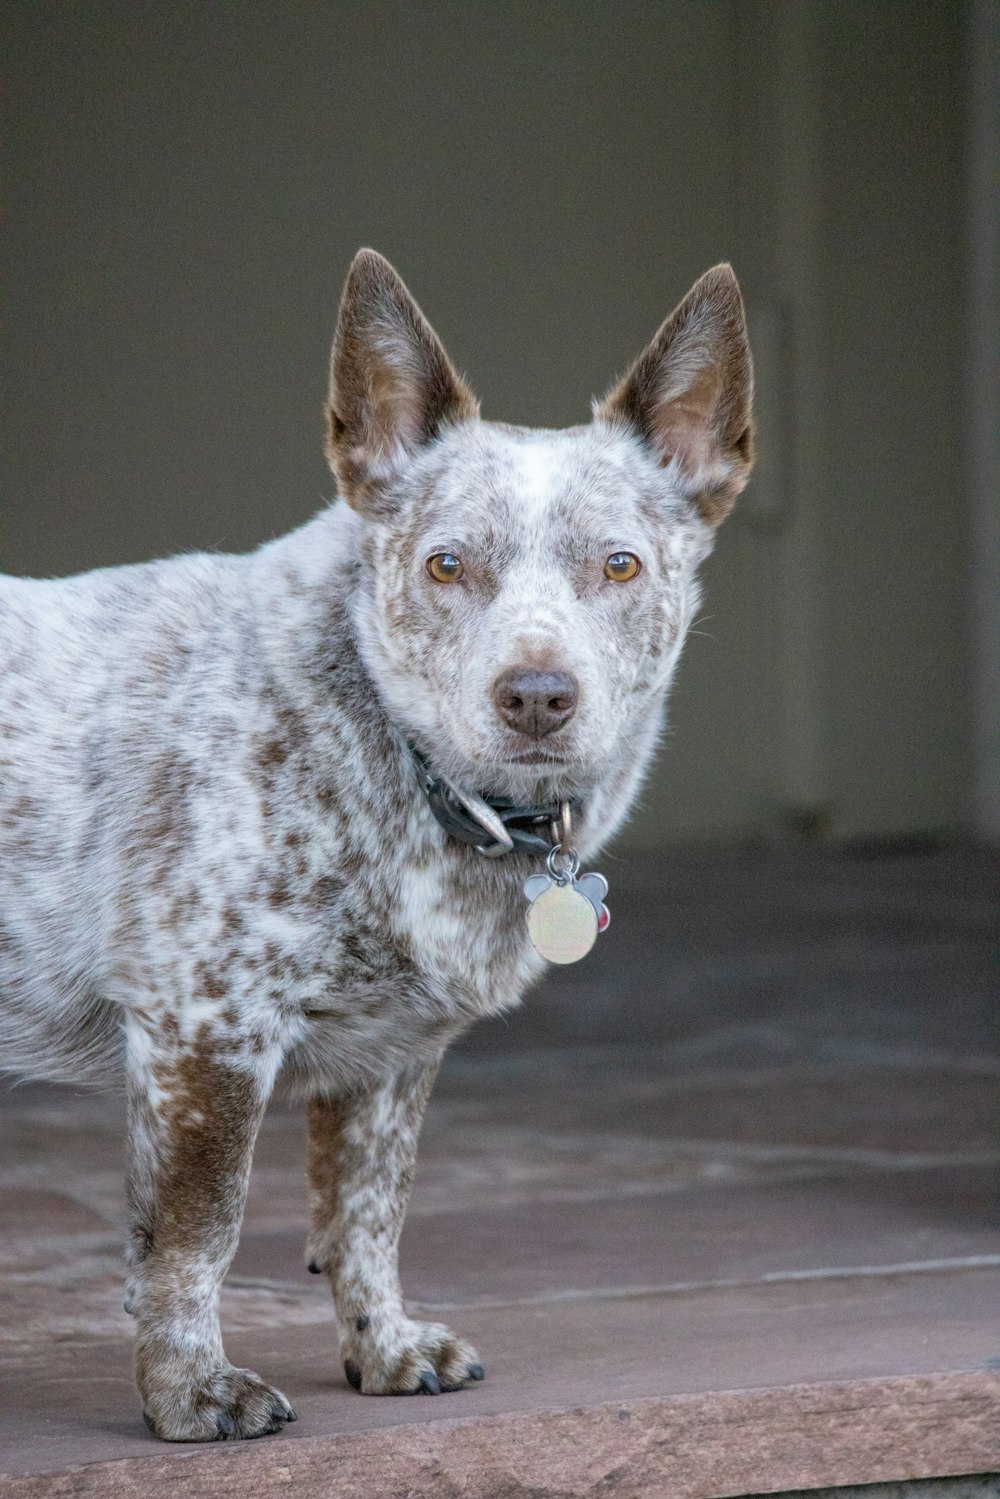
<box><xmin>306</xmin><ymin>1060</ymin><xmax>484</xmax><ymax>1396</ymax></box>
<box><xmin>124</xmin><ymin>1016</ymin><xmax>297</xmax><ymax>1441</ymax></box>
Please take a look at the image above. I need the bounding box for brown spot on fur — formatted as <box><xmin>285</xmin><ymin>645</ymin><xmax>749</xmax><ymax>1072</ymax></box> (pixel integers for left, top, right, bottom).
<box><xmin>148</xmin><ymin>1041</ymin><xmax>266</xmax><ymax>1255</ymax></box>
<box><xmin>256</xmin><ymin>738</ymin><xmax>288</xmax><ymax>771</ymax></box>
<box><xmin>168</xmin><ymin>886</ymin><xmax>203</xmax><ymax>930</ymax></box>
<box><xmin>221</xmin><ymin>904</ymin><xmax>244</xmax><ymax>938</ymax></box>
<box><xmin>310</xmin><ymin>875</ymin><xmax>344</xmax><ymax>909</ymax></box>
<box><xmin>193</xmin><ymin>964</ymin><xmax>226</xmax><ymax>1001</ymax></box>
<box><xmin>1</xmin><ymin>793</ymin><xmax>38</xmax><ymax>829</ymax></box>
<box><xmin>139</xmin><ymin>754</ymin><xmax>195</xmax><ymax>870</ymax></box>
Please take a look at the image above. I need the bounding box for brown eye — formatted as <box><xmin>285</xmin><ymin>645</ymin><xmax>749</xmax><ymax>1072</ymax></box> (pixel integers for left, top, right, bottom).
<box><xmin>426</xmin><ymin>552</ymin><xmax>464</xmax><ymax>584</ymax></box>
<box><xmin>604</xmin><ymin>551</ymin><xmax>641</xmax><ymax>582</ymax></box>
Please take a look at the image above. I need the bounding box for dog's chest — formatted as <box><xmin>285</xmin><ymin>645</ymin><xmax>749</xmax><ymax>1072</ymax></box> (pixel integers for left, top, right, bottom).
<box><xmin>252</xmin><ymin>766</ymin><xmax>543</xmax><ymax>1085</ymax></box>
<box><xmin>313</xmin><ymin>826</ymin><xmax>540</xmax><ymax>1011</ymax></box>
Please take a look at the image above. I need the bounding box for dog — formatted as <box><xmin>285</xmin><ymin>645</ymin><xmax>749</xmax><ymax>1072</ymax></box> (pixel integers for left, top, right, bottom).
<box><xmin>0</xmin><ymin>249</ymin><xmax>754</xmax><ymax>1441</ymax></box>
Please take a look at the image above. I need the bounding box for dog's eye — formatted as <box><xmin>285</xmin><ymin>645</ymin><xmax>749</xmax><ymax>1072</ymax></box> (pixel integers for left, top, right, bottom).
<box><xmin>426</xmin><ymin>552</ymin><xmax>464</xmax><ymax>584</ymax></box>
<box><xmin>604</xmin><ymin>552</ymin><xmax>641</xmax><ymax>582</ymax></box>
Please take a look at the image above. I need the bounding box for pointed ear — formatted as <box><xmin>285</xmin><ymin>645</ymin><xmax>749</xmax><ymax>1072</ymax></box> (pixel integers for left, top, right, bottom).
<box><xmin>595</xmin><ymin>264</ymin><xmax>755</xmax><ymax>525</ymax></box>
<box><xmin>326</xmin><ymin>249</ymin><xmax>479</xmax><ymax>511</ymax></box>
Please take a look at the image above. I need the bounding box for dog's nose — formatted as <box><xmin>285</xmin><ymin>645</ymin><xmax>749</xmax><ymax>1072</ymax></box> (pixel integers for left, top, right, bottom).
<box><xmin>493</xmin><ymin>668</ymin><xmax>579</xmax><ymax>738</ymax></box>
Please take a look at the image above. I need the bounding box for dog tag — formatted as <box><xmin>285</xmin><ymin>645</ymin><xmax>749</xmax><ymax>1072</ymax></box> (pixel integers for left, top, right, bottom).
<box><xmin>526</xmin><ymin>881</ymin><xmax>599</xmax><ymax>964</ymax></box>
<box><xmin>525</xmin><ymin>809</ymin><xmax>610</xmax><ymax>964</ymax></box>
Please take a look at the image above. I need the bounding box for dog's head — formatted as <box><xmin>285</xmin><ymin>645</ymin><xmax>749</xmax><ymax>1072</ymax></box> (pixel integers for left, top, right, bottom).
<box><xmin>325</xmin><ymin>250</ymin><xmax>754</xmax><ymax>807</ymax></box>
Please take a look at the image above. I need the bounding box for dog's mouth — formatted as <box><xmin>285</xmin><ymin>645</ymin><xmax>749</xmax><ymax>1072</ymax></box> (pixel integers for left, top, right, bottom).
<box><xmin>487</xmin><ymin>742</ymin><xmax>586</xmax><ymax>803</ymax></box>
<box><xmin>494</xmin><ymin>726</ymin><xmax>576</xmax><ymax>769</ymax></box>
<box><xmin>503</xmin><ymin>747</ymin><xmax>570</xmax><ymax>766</ymax></box>
<box><xmin>434</xmin><ymin>723</ymin><xmax>593</xmax><ymax>802</ymax></box>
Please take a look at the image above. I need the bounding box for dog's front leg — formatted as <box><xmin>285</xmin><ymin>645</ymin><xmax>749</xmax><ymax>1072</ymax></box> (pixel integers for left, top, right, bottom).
<box><xmin>125</xmin><ymin>1020</ymin><xmax>296</xmax><ymax>1441</ymax></box>
<box><xmin>306</xmin><ymin>1061</ymin><xmax>484</xmax><ymax>1395</ymax></box>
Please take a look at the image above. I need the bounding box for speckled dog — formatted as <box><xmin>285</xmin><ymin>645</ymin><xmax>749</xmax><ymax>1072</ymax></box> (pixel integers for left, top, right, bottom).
<box><xmin>0</xmin><ymin>251</ymin><xmax>754</xmax><ymax>1441</ymax></box>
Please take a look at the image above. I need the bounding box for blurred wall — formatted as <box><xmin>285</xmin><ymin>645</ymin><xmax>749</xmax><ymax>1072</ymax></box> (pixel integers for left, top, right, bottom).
<box><xmin>1</xmin><ymin>1</ymin><xmax>987</xmax><ymax>845</ymax></box>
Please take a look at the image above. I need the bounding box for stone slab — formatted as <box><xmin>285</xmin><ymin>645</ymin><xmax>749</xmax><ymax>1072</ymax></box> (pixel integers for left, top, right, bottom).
<box><xmin>1</xmin><ymin>1267</ymin><xmax>998</xmax><ymax>1484</ymax></box>
<box><xmin>1</xmin><ymin>1373</ymin><xmax>997</xmax><ymax>1499</ymax></box>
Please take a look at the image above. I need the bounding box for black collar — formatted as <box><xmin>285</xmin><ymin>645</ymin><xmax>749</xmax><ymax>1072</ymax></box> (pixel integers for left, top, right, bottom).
<box><xmin>408</xmin><ymin>742</ymin><xmax>572</xmax><ymax>859</ymax></box>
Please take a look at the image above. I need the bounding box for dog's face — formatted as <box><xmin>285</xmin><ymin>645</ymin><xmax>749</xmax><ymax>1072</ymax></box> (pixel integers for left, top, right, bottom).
<box><xmin>327</xmin><ymin>252</ymin><xmax>754</xmax><ymax>803</ymax></box>
<box><xmin>347</xmin><ymin>421</ymin><xmax>716</xmax><ymax>803</ymax></box>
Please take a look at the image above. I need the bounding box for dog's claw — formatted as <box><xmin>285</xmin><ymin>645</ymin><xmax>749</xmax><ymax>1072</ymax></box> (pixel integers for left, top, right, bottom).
<box><xmin>215</xmin><ymin>1410</ymin><xmax>239</xmax><ymax>1439</ymax></box>
<box><xmin>271</xmin><ymin>1403</ymin><xmax>296</xmax><ymax>1423</ymax></box>
<box><xmin>306</xmin><ymin>1259</ymin><xmax>322</xmax><ymax>1275</ymax></box>
<box><xmin>467</xmin><ymin>1362</ymin><xmax>485</xmax><ymax>1381</ymax></box>
<box><xmin>344</xmin><ymin>1359</ymin><xmax>363</xmax><ymax>1391</ymax></box>
<box><xmin>417</xmin><ymin>1369</ymin><xmax>441</xmax><ymax>1395</ymax></box>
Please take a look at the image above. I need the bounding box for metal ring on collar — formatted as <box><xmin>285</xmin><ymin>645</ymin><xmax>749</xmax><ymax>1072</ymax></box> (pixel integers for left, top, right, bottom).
<box><xmin>546</xmin><ymin>843</ymin><xmax>580</xmax><ymax>884</ymax></box>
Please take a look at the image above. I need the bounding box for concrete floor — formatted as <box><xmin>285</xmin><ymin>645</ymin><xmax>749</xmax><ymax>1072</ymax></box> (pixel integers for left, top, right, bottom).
<box><xmin>1</xmin><ymin>842</ymin><xmax>998</xmax><ymax>1497</ymax></box>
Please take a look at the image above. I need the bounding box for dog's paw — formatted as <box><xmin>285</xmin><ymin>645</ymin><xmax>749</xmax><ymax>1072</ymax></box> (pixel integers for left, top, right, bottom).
<box><xmin>141</xmin><ymin>1364</ymin><xmax>297</xmax><ymax>1442</ymax></box>
<box><xmin>342</xmin><ymin>1315</ymin><xmax>484</xmax><ymax>1395</ymax></box>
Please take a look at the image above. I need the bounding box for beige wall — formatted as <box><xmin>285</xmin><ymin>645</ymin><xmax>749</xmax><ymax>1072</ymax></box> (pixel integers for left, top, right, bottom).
<box><xmin>1</xmin><ymin>1</ymin><xmax>982</xmax><ymax>846</ymax></box>
<box><xmin>648</xmin><ymin>0</ymin><xmax>972</xmax><ymax>846</ymax></box>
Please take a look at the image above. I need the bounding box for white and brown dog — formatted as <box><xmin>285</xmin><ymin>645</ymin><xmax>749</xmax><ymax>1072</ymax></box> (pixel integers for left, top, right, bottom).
<box><xmin>0</xmin><ymin>251</ymin><xmax>754</xmax><ymax>1440</ymax></box>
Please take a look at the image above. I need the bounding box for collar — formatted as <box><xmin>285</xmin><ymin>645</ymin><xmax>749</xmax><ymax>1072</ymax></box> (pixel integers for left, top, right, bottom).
<box><xmin>408</xmin><ymin>742</ymin><xmax>574</xmax><ymax>859</ymax></box>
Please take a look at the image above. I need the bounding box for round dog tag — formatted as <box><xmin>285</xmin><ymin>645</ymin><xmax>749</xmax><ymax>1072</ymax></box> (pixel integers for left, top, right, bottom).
<box><xmin>526</xmin><ymin>883</ymin><xmax>598</xmax><ymax>964</ymax></box>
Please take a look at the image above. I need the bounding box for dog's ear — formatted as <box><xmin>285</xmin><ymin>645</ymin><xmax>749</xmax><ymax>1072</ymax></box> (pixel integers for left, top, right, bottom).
<box><xmin>595</xmin><ymin>265</ymin><xmax>754</xmax><ymax>525</ymax></box>
<box><xmin>326</xmin><ymin>249</ymin><xmax>479</xmax><ymax>511</ymax></box>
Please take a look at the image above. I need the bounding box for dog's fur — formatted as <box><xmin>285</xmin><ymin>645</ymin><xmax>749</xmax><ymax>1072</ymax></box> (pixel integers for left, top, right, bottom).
<box><xmin>0</xmin><ymin>251</ymin><xmax>753</xmax><ymax>1440</ymax></box>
